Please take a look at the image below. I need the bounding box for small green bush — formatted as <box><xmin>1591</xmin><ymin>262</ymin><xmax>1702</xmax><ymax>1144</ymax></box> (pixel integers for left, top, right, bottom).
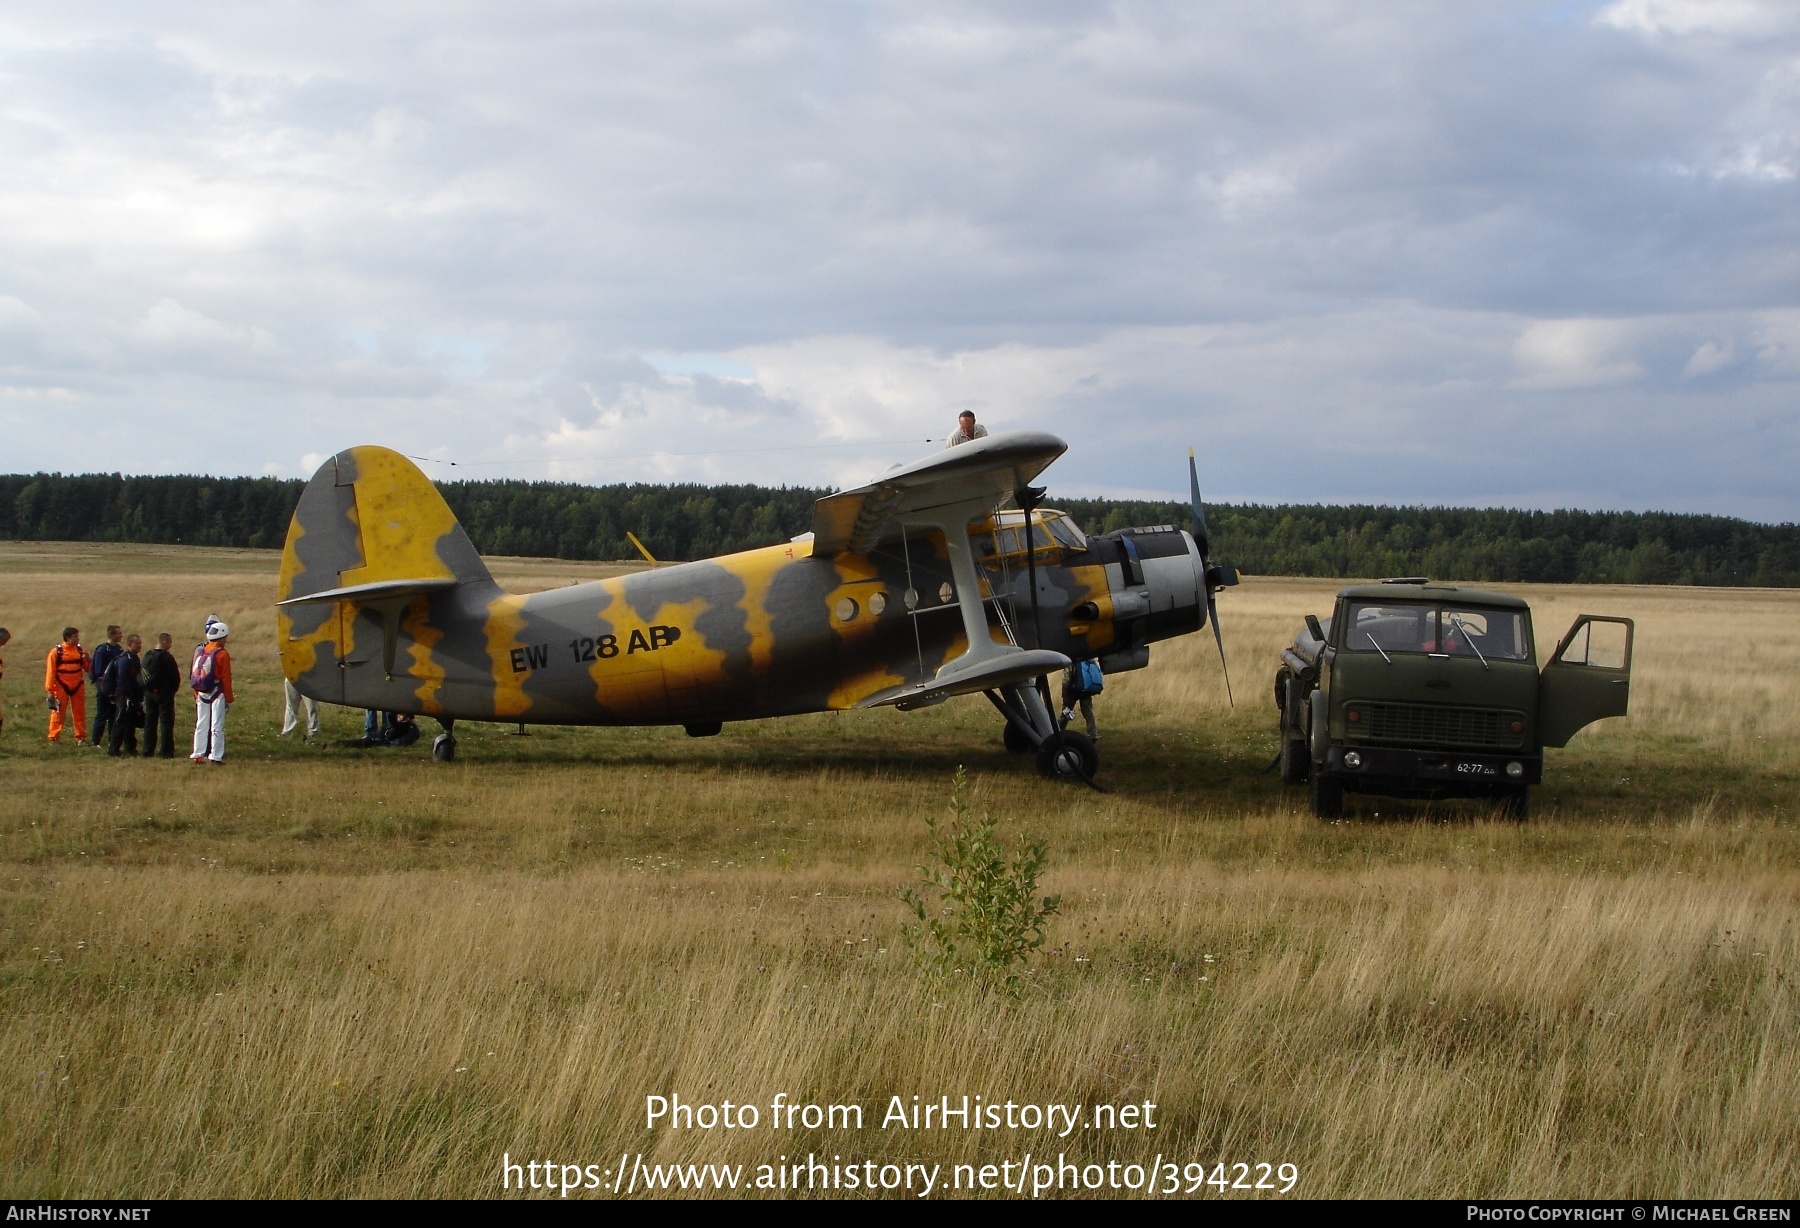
<box><xmin>901</xmin><ymin>768</ymin><xmax>1060</xmax><ymax>995</ymax></box>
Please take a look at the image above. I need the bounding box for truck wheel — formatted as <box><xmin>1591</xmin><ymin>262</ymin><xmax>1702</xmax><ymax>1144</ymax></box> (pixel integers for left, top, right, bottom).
<box><xmin>1279</xmin><ymin>736</ymin><xmax>1309</xmax><ymax>786</ymax></box>
<box><xmin>1498</xmin><ymin>786</ymin><xmax>1530</xmax><ymax>822</ymax></box>
<box><xmin>1310</xmin><ymin>769</ymin><xmax>1344</xmax><ymax>819</ymax></box>
<box><xmin>1002</xmin><ymin>721</ymin><xmax>1035</xmax><ymax>755</ymax></box>
<box><xmin>1037</xmin><ymin>731</ymin><xmax>1099</xmax><ymax>781</ymax></box>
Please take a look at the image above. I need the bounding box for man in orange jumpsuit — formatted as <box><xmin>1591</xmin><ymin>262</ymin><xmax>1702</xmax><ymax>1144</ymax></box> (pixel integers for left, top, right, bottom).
<box><xmin>45</xmin><ymin>626</ymin><xmax>91</xmax><ymax>743</ymax></box>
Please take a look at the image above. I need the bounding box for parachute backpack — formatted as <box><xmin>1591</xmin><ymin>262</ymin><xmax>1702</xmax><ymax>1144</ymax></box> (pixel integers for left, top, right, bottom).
<box><xmin>191</xmin><ymin>644</ymin><xmax>222</xmax><ymax>698</ymax></box>
<box><xmin>1074</xmin><ymin>658</ymin><xmax>1105</xmax><ymax>696</ymax></box>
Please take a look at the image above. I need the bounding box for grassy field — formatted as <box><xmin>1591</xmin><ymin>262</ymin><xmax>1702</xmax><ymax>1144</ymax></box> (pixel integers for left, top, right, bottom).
<box><xmin>1</xmin><ymin>542</ymin><xmax>1795</xmax><ymax>1199</ymax></box>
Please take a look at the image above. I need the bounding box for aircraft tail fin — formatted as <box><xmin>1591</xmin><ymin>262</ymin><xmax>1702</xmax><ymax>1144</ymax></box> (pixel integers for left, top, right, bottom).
<box><xmin>279</xmin><ymin>446</ymin><xmax>491</xmax><ymax>606</ymax></box>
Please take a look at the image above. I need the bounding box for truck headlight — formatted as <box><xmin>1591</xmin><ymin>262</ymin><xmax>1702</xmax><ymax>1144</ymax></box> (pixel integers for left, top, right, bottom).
<box><xmin>1343</xmin><ymin>751</ymin><xmax>1363</xmax><ymax>770</ymax></box>
<box><xmin>1505</xmin><ymin>761</ymin><xmax>1524</xmax><ymax>779</ymax></box>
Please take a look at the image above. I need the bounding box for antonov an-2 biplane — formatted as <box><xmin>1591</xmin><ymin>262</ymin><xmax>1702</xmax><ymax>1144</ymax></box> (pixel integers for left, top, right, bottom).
<box><xmin>277</xmin><ymin>432</ymin><xmax>1237</xmax><ymax>779</ymax></box>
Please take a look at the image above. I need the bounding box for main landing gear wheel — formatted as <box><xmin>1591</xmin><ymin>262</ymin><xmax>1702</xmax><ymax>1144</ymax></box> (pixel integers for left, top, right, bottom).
<box><xmin>1309</xmin><ymin>769</ymin><xmax>1343</xmax><ymax>819</ymax></box>
<box><xmin>431</xmin><ymin>734</ymin><xmax>457</xmax><ymax>763</ymax></box>
<box><xmin>1036</xmin><ymin>730</ymin><xmax>1099</xmax><ymax>781</ymax></box>
<box><xmin>1280</xmin><ymin>736</ymin><xmax>1309</xmax><ymax>786</ymax></box>
<box><xmin>1002</xmin><ymin>721</ymin><xmax>1035</xmax><ymax>755</ymax></box>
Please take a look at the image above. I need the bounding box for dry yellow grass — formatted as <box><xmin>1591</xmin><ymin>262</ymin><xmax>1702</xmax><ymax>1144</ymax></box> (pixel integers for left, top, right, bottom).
<box><xmin>1</xmin><ymin>543</ymin><xmax>1796</xmax><ymax>1198</ymax></box>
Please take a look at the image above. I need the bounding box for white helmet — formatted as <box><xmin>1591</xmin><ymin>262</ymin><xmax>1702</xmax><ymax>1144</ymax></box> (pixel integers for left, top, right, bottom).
<box><xmin>206</xmin><ymin>621</ymin><xmax>230</xmax><ymax>641</ymax></box>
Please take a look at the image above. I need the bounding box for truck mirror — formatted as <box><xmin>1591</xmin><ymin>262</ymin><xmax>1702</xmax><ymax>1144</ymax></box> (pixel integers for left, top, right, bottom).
<box><xmin>1304</xmin><ymin>614</ymin><xmax>1326</xmax><ymax>645</ymax></box>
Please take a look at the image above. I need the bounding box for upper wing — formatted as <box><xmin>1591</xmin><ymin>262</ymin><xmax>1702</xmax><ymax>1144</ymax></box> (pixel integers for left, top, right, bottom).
<box><xmin>809</xmin><ymin>430</ymin><xmax>1068</xmax><ymax>557</ymax></box>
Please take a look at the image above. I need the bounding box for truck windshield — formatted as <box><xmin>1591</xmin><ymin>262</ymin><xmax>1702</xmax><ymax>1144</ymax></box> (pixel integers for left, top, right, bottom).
<box><xmin>1344</xmin><ymin>603</ymin><xmax>1530</xmax><ymax>661</ymax></box>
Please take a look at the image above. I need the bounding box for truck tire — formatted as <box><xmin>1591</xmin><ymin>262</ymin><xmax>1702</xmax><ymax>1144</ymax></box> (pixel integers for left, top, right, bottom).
<box><xmin>1498</xmin><ymin>786</ymin><xmax>1530</xmax><ymax>822</ymax></box>
<box><xmin>1280</xmin><ymin>736</ymin><xmax>1309</xmax><ymax>786</ymax></box>
<box><xmin>1310</xmin><ymin>769</ymin><xmax>1344</xmax><ymax>819</ymax></box>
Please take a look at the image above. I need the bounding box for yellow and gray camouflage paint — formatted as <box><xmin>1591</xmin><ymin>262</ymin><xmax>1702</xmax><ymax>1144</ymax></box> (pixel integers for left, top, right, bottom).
<box><xmin>278</xmin><ymin>445</ymin><xmax>1196</xmax><ymax>729</ymax></box>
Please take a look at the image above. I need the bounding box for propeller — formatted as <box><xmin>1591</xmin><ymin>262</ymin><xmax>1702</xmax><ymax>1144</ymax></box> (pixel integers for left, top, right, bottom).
<box><xmin>1188</xmin><ymin>447</ymin><xmax>1236</xmax><ymax>706</ymax></box>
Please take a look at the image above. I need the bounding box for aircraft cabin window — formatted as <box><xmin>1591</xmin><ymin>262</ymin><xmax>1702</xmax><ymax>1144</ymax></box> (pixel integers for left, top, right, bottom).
<box><xmin>939</xmin><ymin>581</ymin><xmax>954</xmax><ymax>604</ymax></box>
<box><xmin>869</xmin><ymin>592</ymin><xmax>888</xmax><ymax>616</ymax></box>
<box><xmin>835</xmin><ymin>597</ymin><xmax>858</xmax><ymax>623</ymax></box>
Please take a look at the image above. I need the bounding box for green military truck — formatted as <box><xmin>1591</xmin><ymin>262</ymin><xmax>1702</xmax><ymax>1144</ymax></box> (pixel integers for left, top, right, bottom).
<box><xmin>1274</xmin><ymin>579</ymin><xmax>1633</xmax><ymax>820</ymax></box>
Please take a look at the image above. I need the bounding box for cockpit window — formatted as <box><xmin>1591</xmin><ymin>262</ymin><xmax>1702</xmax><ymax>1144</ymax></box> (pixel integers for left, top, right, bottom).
<box><xmin>1044</xmin><ymin>514</ymin><xmax>1085</xmax><ymax>551</ymax></box>
<box><xmin>979</xmin><ymin>510</ymin><xmax>1082</xmax><ymax>567</ymax></box>
<box><xmin>1343</xmin><ymin>602</ymin><xmax>1531</xmax><ymax>661</ymax></box>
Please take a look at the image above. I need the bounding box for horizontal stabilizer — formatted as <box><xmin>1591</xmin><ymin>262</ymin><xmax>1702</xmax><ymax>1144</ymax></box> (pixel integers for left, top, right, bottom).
<box><xmin>277</xmin><ymin>578</ymin><xmax>459</xmax><ymax>607</ymax></box>
<box><xmin>861</xmin><ymin>648</ymin><xmax>1071</xmax><ymax>711</ymax></box>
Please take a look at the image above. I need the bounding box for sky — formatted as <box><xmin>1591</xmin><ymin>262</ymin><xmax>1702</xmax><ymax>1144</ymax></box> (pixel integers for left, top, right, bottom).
<box><xmin>1</xmin><ymin>1</ymin><xmax>1796</xmax><ymax>520</ymax></box>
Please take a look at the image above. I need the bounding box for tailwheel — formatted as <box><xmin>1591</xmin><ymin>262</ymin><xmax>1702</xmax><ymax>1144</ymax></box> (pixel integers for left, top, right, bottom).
<box><xmin>1036</xmin><ymin>730</ymin><xmax>1098</xmax><ymax>781</ymax></box>
<box><xmin>1002</xmin><ymin>721</ymin><xmax>1035</xmax><ymax>755</ymax></box>
<box><xmin>431</xmin><ymin>734</ymin><xmax>457</xmax><ymax>763</ymax></box>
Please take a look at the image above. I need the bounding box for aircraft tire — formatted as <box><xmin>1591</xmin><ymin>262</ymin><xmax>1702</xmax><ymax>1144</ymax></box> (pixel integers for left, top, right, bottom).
<box><xmin>1036</xmin><ymin>731</ymin><xmax>1098</xmax><ymax>781</ymax></box>
<box><xmin>1309</xmin><ymin>769</ymin><xmax>1344</xmax><ymax>819</ymax></box>
<box><xmin>431</xmin><ymin>734</ymin><xmax>457</xmax><ymax>763</ymax></box>
<box><xmin>1279</xmin><ymin>736</ymin><xmax>1309</xmax><ymax>786</ymax></box>
<box><xmin>1498</xmin><ymin>786</ymin><xmax>1530</xmax><ymax>822</ymax></box>
<box><xmin>1002</xmin><ymin>721</ymin><xmax>1035</xmax><ymax>755</ymax></box>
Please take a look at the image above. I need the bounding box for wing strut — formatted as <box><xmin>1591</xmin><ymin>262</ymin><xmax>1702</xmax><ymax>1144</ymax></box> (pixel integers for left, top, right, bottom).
<box><xmin>873</xmin><ymin>497</ymin><xmax>1070</xmax><ymax>710</ymax></box>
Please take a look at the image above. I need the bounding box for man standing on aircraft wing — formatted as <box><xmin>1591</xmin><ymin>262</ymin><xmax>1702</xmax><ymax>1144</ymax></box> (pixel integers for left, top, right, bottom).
<box><xmin>944</xmin><ymin>410</ymin><xmax>988</xmax><ymax>447</ymax></box>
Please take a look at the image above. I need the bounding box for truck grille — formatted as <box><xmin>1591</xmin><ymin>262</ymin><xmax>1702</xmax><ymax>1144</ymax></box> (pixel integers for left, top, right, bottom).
<box><xmin>1354</xmin><ymin>702</ymin><xmax>1525</xmax><ymax>750</ymax></box>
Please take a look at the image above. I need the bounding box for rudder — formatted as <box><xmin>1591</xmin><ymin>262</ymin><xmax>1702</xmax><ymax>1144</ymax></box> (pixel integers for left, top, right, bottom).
<box><xmin>279</xmin><ymin>446</ymin><xmax>489</xmax><ymax>602</ymax></box>
<box><xmin>278</xmin><ymin>447</ymin><xmax>492</xmax><ymax>693</ymax></box>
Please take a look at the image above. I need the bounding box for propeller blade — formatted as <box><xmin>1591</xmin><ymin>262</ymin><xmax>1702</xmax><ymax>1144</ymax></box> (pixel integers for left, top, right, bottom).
<box><xmin>1190</xmin><ymin>447</ymin><xmax>1232</xmax><ymax>705</ymax></box>
<box><xmin>1187</xmin><ymin>446</ymin><xmax>1210</xmax><ymax>559</ymax></box>
<box><xmin>1207</xmin><ymin>587</ymin><xmax>1234</xmax><ymax>707</ymax></box>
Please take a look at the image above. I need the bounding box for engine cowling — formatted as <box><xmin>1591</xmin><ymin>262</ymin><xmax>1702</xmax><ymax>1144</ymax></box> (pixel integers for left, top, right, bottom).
<box><xmin>1089</xmin><ymin>524</ymin><xmax>1208</xmax><ymax>671</ymax></box>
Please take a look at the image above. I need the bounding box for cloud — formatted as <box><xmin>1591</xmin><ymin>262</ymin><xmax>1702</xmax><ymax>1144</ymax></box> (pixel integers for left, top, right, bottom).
<box><xmin>1595</xmin><ymin>0</ymin><xmax>1797</xmax><ymax>39</ymax></box>
<box><xmin>0</xmin><ymin>3</ymin><xmax>1793</xmax><ymax>518</ymax></box>
<box><xmin>1511</xmin><ymin>319</ymin><xmax>1646</xmax><ymax>390</ymax></box>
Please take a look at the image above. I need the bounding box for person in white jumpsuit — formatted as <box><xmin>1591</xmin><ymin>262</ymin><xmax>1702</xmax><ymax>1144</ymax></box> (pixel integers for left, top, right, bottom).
<box><xmin>191</xmin><ymin>622</ymin><xmax>233</xmax><ymax>763</ymax></box>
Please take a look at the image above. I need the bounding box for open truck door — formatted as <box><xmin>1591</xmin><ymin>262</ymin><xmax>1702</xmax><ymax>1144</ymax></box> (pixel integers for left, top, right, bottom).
<box><xmin>1538</xmin><ymin>615</ymin><xmax>1634</xmax><ymax>748</ymax></box>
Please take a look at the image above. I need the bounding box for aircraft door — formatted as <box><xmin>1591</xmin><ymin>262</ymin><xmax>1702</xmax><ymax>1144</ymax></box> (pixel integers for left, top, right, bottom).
<box><xmin>1538</xmin><ymin>615</ymin><xmax>1634</xmax><ymax>748</ymax></box>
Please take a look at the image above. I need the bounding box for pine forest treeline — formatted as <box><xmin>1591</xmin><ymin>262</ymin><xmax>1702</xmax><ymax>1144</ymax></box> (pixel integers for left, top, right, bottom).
<box><xmin>2</xmin><ymin>472</ymin><xmax>1795</xmax><ymax>587</ymax></box>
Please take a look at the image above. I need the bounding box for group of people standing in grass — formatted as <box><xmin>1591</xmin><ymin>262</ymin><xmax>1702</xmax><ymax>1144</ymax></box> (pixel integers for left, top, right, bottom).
<box><xmin>10</xmin><ymin>616</ymin><xmax>237</xmax><ymax>762</ymax></box>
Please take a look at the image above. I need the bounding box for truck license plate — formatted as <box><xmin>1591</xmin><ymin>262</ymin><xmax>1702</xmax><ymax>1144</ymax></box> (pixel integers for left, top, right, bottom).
<box><xmin>1455</xmin><ymin>761</ymin><xmax>1498</xmax><ymax>777</ymax></box>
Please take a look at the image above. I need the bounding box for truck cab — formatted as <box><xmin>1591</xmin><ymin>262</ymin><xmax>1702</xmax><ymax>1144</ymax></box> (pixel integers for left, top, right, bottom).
<box><xmin>1274</xmin><ymin>579</ymin><xmax>1633</xmax><ymax>819</ymax></box>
